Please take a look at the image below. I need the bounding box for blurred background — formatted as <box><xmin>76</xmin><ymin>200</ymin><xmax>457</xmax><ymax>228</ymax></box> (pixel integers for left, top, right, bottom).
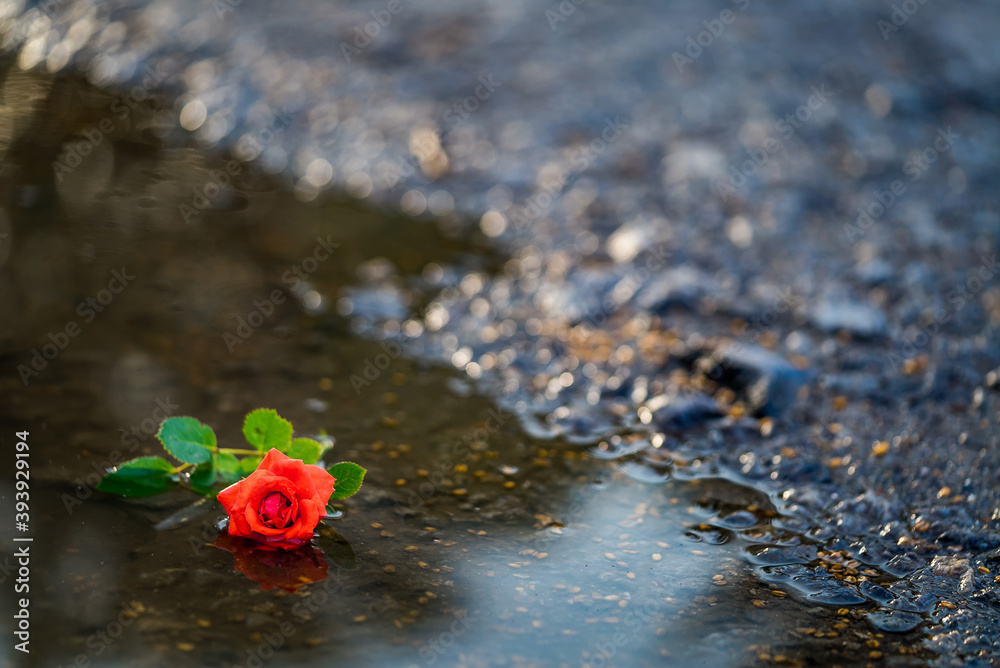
<box><xmin>0</xmin><ymin>0</ymin><xmax>998</xmax><ymax>666</ymax></box>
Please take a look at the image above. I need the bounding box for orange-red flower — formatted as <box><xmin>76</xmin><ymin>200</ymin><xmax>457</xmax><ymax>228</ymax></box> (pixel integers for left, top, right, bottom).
<box><xmin>217</xmin><ymin>448</ymin><xmax>336</xmax><ymax>550</ymax></box>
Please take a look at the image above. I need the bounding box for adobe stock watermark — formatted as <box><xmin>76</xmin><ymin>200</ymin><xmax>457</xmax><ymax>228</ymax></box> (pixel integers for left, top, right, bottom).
<box><xmin>233</xmin><ymin>566</ymin><xmax>392</xmax><ymax>668</ymax></box>
<box><xmin>585</xmin><ymin>245</ymin><xmax>672</xmax><ymax>329</ymax></box>
<box><xmin>62</xmin><ymin>397</ymin><xmax>180</xmax><ymax>514</ymax></box>
<box><xmin>377</xmin><ymin>72</ymin><xmax>502</xmax><ymax>190</ymax></box>
<box><xmin>443</xmin><ymin>74</ymin><xmax>502</xmax><ymax>131</ymax></box>
<box><xmin>349</xmin><ymin>340</ymin><xmax>404</xmax><ymax>395</ymax></box>
<box><xmin>186</xmin><ymin>511</ymin><xmax>223</xmax><ymax>556</ymax></box>
<box><xmin>843</xmin><ymin>126</ymin><xmax>959</xmax><ymax>243</ymax></box>
<box><xmin>507</xmin><ymin>115</ymin><xmax>629</xmax><ymax>230</ymax></box>
<box><xmin>393</xmin><ymin>405</ymin><xmax>511</xmax><ymax>514</ymax></box>
<box><xmin>350</xmin><ymin>280</ymin><xmax>470</xmax><ymax>394</ymax></box>
<box><xmin>17</xmin><ymin>268</ymin><xmax>134</xmax><ymax>385</ymax></box>
<box><xmin>340</xmin><ymin>0</ymin><xmax>417</xmax><ymax>63</ymax></box>
<box><xmin>673</xmin><ymin>0</ymin><xmax>751</xmax><ymax>72</ymax></box>
<box><xmin>55</xmin><ymin>601</ymin><xmax>144</xmax><ymax>668</ymax></box>
<box><xmin>406</xmin><ymin>611</ymin><xmax>477</xmax><ymax>667</ymax></box>
<box><xmin>532</xmin><ymin>469</ymin><xmax>613</xmax><ymax>555</ymax></box>
<box><xmin>52</xmin><ymin>63</ymin><xmax>168</xmax><ymax>181</ymax></box>
<box><xmin>582</xmin><ymin>599</ymin><xmax>662</xmax><ymax>668</ymax></box>
<box><xmin>180</xmin><ymin>106</ymin><xmax>294</xmax><ymax>224</ymax></box>
<box><xmin>223</xmin><ymin>235</ymin><xmax>339</xmax><ymax>352</ymax></box>
<box><xmin>701</xmin><ymin>287</ymin><xmax>804</xmax><ymax>380</ymax></box>
<box><xmin>214</xmin><ymin>0</ymin><xmax>243</xmax><ymax>19</ymax></box>
<box><xmin>878</xmin><ymin>0</ymin><xmax>934</xmax><ymax>40</ymax></box>
<box><xmin>714</xmin><ymin>84</ymin><xmax>833</xmax><ymax>200</ymax></box>
<box><xmin>887</xmin><ymin>254</ymin><xmax>997</xmax><ymax>371</ymax></box>
<box><xmin>545</xmin><ymin>0</ymin><xmax>588</xmax><ymax>31</ymax></box>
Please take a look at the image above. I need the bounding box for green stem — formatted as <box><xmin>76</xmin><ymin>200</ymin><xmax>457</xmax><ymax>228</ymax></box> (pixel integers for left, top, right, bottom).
<box><xmin>174</xmin><ymin>463</ymin><xmax>193</xmax><ymax>473</ymax></box>
<box><xmin>219</xmin><ymin>448</ymin><xmax>262</xmax><ymax>456</ymax></box>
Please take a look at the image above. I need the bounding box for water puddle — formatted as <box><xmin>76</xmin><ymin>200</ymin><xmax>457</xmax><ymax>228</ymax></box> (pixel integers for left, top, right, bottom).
<box><xmin>0</xmin><ymin>61</ymin><xmax>976</xmax><ymax>667</ymax></box>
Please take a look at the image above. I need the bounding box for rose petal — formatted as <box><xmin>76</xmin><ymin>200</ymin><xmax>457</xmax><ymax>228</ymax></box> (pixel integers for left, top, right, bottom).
<box><xmin>306</xmin><ymin>466</ymin><xmax>337</xmax><ymax>505</ymax></box>
<box><xmin>217</xmin><ymin>481</ymin><xmax>241</xmax><ymax>512</ymax></box>
<box><xmin>245</xmin><ymin>504</ymin><xmax>286</xmax><ymax>536</ymax></box>
<box><xmin>264</xmin><ymin>454</ymin><xmax>319</xmax><ymax>499</ymax></box>
<box><xmin>228</xmin><ymin>508</ymin><xmax>253</xmax><ymax>537</ymax></box>
<box><xmin>218</xmin><ymin>449</ymin><xmax>337</xmax><ymax>550</ymax></box>
<box><xmin>257</xmin><ymin>448</ymin><xmax>292</xmax><ymax>472</ymax></box>
<box><xmin>260</xmin><ymin>491</ymin><xmax>294</xmax><ymax>528</ymax></box>
<box><xmin>284</xmin><ymin>497</ymin><xmax>320</xmax><ymax>541</ymax></box>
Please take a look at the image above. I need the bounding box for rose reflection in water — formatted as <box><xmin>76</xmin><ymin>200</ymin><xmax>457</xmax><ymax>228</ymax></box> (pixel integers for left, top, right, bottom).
<box><xmin>214</xmin><ymin>533</ymin><xmax>329</xmax><ymax>593</ymax></box>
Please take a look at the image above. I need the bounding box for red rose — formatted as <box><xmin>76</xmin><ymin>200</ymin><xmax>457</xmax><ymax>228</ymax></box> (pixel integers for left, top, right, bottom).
<box><xmin>217</xmin><ymin>448</ymin><xmax>336</xmax><ymax>550</ymax></box>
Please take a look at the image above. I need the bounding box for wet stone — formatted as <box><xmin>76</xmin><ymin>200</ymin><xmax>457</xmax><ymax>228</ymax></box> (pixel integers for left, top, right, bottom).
<box><xmin>711</xmin><ymin>509</ymin><xmax>761</xmax><ymax>530</ymax></box>
<box><xmin>756</xmin><ymin>564</ymin><xmax>825</xmax><ymax>595</ymax></box>
<box><xmin>803</xmin><ymin>586</ymin><xmax>867</xmax><ymax>607</ymax></box>
<box><xmin>854</xmin><ymin>259</ymin><xmax>895</xmax><ymax>286</ymax></box>
<box><xmin>883</xmin><ymin>553</ymin><xmax>924</xmax><ymax>578</ymax></box>
<box><xmin>650</xmin><ymin>393</ymin><xmax>723</xmax><ymax>432</ymax></box>
<box><xmin>859</xmin><ymin>580</ymin><xmax>895</xmax><ymax>607</ymax></box>
<box><xmin>632</xmin><ymin>265</ymin><xmax>716</xmax><ymax>313</ymax></box>
<box><xmin>866</xmin><ymin>610</ymin><xmax>924</xmax><ymax>634</ymax></box>
<box><xmin>684</xmin><ymin>525</ymin><xmax>732</xmax><ymax>545</ymax></box>
<box><xmin>810</xmin><ymin>301</ymin><xmax>889</xmax><ymax>339</ymax></box>
<box><xmin>700</xmin><ymin>344</ymin><xmax>809</xmax><ymax>417</ymax></box>
<box><xmin>746</xmin><ymin>545</ymin><xmax>818</xmax><ymax>567</ymax></box>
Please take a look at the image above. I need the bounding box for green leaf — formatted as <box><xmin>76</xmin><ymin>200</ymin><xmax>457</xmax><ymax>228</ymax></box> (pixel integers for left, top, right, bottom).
<box><xmin>96</xmin><ymin>457</ymin><xmax>178</xmax><ymax>497</ymax></box>
<box><xmin>242</xmin><ymin>409</ymin><xmax>293</xmax><ymax>452</ymax></box>
<box><xmin>157</xmin><ymin>417</ymin><xmax>215</xmax><ymax>464</ymax></box>
<box><xmin>189</xmin><ymin>459</ymin><xmax>216</xmax><ymax>494</ymax></box>
<box><xmin>328</xmin><ymin>462</ymin><xmax>366</xmax><ymax>500</ymax></box>
<box><xmin>217</xmin><ymin>452</ymin><xmax>241</xmax><ymax>484</ymax></box>
<box><xmin>285</xmin><ymin>438</ymin><xmax>324</xmax><ymax>464</ymax></box>
<box><xmin>239</xmin><ymin>456</ymin><xmax>263</xmax><ymax>476</ymax></box>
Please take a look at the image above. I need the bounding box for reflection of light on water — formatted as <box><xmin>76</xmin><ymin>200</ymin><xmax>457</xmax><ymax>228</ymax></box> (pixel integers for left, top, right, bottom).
<box><xmin>617</xmin><ymin>460</ymin><xmax>670</xmax><ymax>483</ymax></box>
<box><xmin>289</xmin><ymin>280</ymin><xmax>326</xmax><ymax>314</ymax></box>
<box><xmin>360</xmin><ymin>475</ymin><xmax>721</xmax><ymax>667</ymax></box>
<box><xmin>302</xmin><ymin>289</ymin><xmax>323</xmax><ymax>312</ymax></box>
